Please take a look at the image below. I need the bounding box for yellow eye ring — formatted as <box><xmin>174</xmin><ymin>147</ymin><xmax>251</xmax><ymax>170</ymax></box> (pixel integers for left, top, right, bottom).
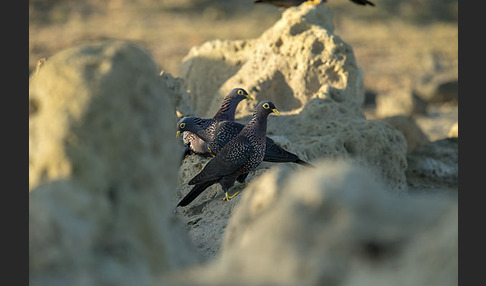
<box><xmin>180</xmin><ymin>123</ymin><xmax>186</xmax><ymax>129</ymax></box>
<box><xmin>237</xmin><ymin>89</ymin><xmax>245</xmax><ymax>96</ymax></box>
<box><xmin>263</xmin><ymin>103</ymin><xmax>270</xmax><ymax>109</ymax></box>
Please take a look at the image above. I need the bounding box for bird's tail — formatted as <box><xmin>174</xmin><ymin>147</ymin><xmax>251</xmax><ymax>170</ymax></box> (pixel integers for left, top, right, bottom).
<box><xmin>177</xmin><ymin>181</ymin><xmax>215</xmax><ymax>207</ymax></box>
<box><xmin>295</xmin><ymin>159</ymin><xmax>316</xmax><ymax>168</ymax></box>
<box><xmin>263</xmin><ymin>141</ymin><xmax>315</xmax><ymax>168</ymax></box>
<box><xmin>350</xmin><ymin>0</ymin><xmax>375</xmax><ymax>6</ymax></box>
<box><xmin>365</xmin><ymin>1</ymin><xmax>375</xmax><ymax>6</ymax></box>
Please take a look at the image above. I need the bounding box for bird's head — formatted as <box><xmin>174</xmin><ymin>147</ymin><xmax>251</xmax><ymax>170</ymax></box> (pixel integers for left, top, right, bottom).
<box><xmin>176</xmin><ymin>116</ymin><xmax>199</xmax><ymax>138</ymax></box>
<box><xmin>228</xmin><ymin>88</ymin><xmax>254</xmax><ymax>102</ymax></box>
<box><xmin>256</xmin><ymin>100</ymin><xmax>280</xmax><ymax>117</ymax></box>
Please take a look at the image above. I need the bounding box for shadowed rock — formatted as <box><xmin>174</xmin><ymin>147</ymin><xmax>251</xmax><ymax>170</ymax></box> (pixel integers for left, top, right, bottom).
<box><xmin>29</xmin><ymin>40</ymin><xmax>198</xmax><ymax>286</ymax></box>
<box><xmin>171</xmin><ymin>160</ymin><xmax>457</xmax><ymax>286</ymax></box>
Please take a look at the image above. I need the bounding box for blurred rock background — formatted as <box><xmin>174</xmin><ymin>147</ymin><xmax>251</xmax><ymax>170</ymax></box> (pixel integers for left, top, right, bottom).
<box><xmin>29</xmin><ymin>1</ymin><xmax>458</xmax><ymax>285</ymax></box>
<box><xmin>29</xmin><ymin>0</ymin><xmax>458</xmax><ymax>140</ymax></box>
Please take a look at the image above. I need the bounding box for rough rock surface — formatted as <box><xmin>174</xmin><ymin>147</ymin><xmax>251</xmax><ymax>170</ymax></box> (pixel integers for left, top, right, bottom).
<box><xmin>160</xmin><ymin>71</ymin><xmax>195</xmax><ymax>117</ymax></box>
<box><xmin>173</xmin><ymin>129</ymin><xmax>285</xmax><ymax>261</ymax></box>
<box><xmin>28</xmin><ymin>4</ymin><xmax>458</xmax><ymax>286</ymax></box>
<box><xmin>375</xmin><ymin>89</ymin><xmax>428</xmax><ymax>118</ymax></box>
<box><xmin>177</xmin><ymin>4</ymin><xmax>407</xmax><ymax>194</ymax></box>
<box><xmin>406</xmin><ymin>137</ymin><xmax>458</xmax><ymax>196</ymax></box>
<box><xmin>181</xmin><ymin>4</ymin><xmax>364</xmax><ymax>119</ymax></box>
<box><xmin>174</xmin><ymin>5</ymin><xmax>409</xmax><ymax>260</ymax></box>
<box><xmin>176</xmin><ymin>97</ymin><xmax>409</xmax><ymax>200</ymax></box>
<box><xmin>29</xmin><ymin>40</ymin><xmax>198</xmax><ymax>286</ymax></box>
<box><xmin>413</xmin><ymin>73</ymin><xmax>458</xmax><ymax>104</ymax></box>
<box><xmin>380</xmin><ymin>115</ymin><xmax>430</xmax><ymax>153</ymax></box>
<box><xmin>171</xmin><ymin>160</ymin><xmax>458</xmax><ymax>286</ymax></box>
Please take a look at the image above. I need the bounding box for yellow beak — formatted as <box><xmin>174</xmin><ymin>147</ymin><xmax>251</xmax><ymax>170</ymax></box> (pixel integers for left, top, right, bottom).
<box><xmin>246</xmin><ymin>94</ymin><xmax>255</xmax><ymax>101</ymax></box>
<box><xmin>176</xmin><ymin>131</ymin><xmax>181</xmax><ymax>138</ymax></box>
<box><xmin>272</xmin><ymin>109</ymin><xmax>280</xmax><ymax>116</ymax></box>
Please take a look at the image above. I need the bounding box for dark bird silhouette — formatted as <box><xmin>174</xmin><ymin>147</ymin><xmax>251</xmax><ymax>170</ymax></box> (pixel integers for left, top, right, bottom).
<box><xmin>254</xmin><ymin>0</ymin><xmax>317</xmax><ymax>8</ymax></box>
<box><xmin>178</xmin><ymin>88</ymin><xmax>253</xmax><ymax>162</ymax></box>
<box><xmin>349</xmin><ymin>0</ymin><xmax>375</xmax><ymax>6</ymax></box>
<box><xmin>177</xmin><ymin>101</ymin><xmax>280</xmax><ymax>207</ymax></box>
<box><xmin>253</xmin><ymin>0</ymin><xmax>375</xmax><ymax>8</ymax></box>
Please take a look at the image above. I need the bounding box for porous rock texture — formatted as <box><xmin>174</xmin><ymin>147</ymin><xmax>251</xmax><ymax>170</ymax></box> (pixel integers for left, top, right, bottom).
<box><xmin>406</xmin><ymin>137</ymin><xmax>458</xmax><ymax>195</ymax></box>
<box><xmin>413</xmin><ymin>73</ymin><xmax>458</xmax><ymax>104</ymax></box>
<box><xmin>181</xmin><ymin>4</ymin><xmax>364</xmax><ymax>119</ymax></box>
<box><xmin>29</xmin><ymin>40</ymin><xmax>198</xmax><ymax>286</ymax></box>
<box><xmin>264</xmin><ymin>98</ymin><xmax>408</xmax><ymax>192</ymax></box>
<box><xmin>380</xmin><ymin>115</ymin><xmax>430</xmax><ymax>153</ymax></box>
<box><xmin>175</xmin><ymin>4</ymin><xmax>409</xmax><ymax>260</ymax></box>
<box><xmin>375</xmin><ymin>89</ymin><xmax>428</xmax><ymax>118</ymax></box>
<box><xmin>160</xmin><ymin>71</ymin><xmax>195</xmax><ymax>117</ymax></box>
<box><xmin>177</xmin><ymin>3</ymin><xmax>408</xmax><ymax>194</ymax></box>
<box><xmin>171</xmin><ymin>160</ymin><xmax>458</xmax><ymax>286</ymax></box>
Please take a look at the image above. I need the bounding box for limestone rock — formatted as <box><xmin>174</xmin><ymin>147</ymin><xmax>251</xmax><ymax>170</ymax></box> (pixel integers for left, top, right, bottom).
<box><xmin>173</xmin><ymin>133</ymin><xmax>293</xmax><ymax>261</ymax></box>
<box><xmin>173</xmin><ymin>160</ymin><xmax>457</xmax><ymax>286</ymax></box>
<box><xmin>176</xmin><ymin>4</ymin><xmax>408</xmax><ymax>195</ymax></box>
<box><xmin>174</xmin><ymin>4</ymin><xmax>409</xmax><ymax>261</ymax></box>
<box><xmin>174</xmin><ymin>155</ymin><xmax>235</xmax><ymax>260</ymax></box>
<box><xmin>413</xmin><ymin>74</ymin><xmax>458</xmax><ymax>104</ymax></box>
<box><xmin>264</xmin><ymin>98</ymin><xmax>408</xmax><ymax>193</ymax></box>
<box><xmin>375</xmin><ymin>89</ymin><xmax>428</xmax><ymax>118</ymax></box>
<box><xmin>411</xmin><ymin>101</ymin><xmax>458</xmax><ymax>142</ymax></box>
<box><xmin>175</xmin><ymin>101</ymin><xmax>408</xmax><ymax>262</ymax></box>
<box><xmin>29</xmin><ymin>40</ymin><xmax>198</xmax><ymax>286</ymax></box>
<box><xmin>180</xmin><ymin>4</ymin><xmax>364</xmax><ymax>119</ymax></box>
<box><xmin>448</xmin><ymin>122</ymin><xmax>458</xmax><ymax>138</ymax></box>
<box><xmin>406</xmin><ymin>137</ymin><xmax>458</xmax><ymax>193</ymax></box>
<box><xmin>160</xmin><ymin>71</ymin><xmax>195</xmax><ymax>117</ymax></box>
<box><xmin>380</xmin><ymin>115</ymin><xmax>430</xmax><ymax>153</ymax></box>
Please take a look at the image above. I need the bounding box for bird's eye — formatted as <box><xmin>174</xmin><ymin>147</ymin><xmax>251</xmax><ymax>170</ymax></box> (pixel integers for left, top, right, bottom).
<box><xmin>263</xmin><ymin>103</ymin><xmax>270</xmax><ymax>109</ymax></box>
<box><xmin>237</xmin><ymin>89</ymin><xmax>244</xmax><ymax>95</ymax></box>
<box><xmin>180</xmin><ymin>123</ymin><xmax>186</xmax><ymax>129</ymax></box>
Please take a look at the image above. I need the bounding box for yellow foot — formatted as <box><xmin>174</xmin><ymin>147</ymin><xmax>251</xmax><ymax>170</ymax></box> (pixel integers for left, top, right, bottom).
<box><xmin>207</xmin><ymin>146</ymin><xmax>216</xmax><ymax>158</ymax></box>
<box><xmin>222</xmin><ymin>191</ymin><xmax>241</xmax><ymax>202</ymax></box>
<box><xmin>181</xmin><ymin>154</ymin><xmax>190</xmax><ymax>163</ymax></box>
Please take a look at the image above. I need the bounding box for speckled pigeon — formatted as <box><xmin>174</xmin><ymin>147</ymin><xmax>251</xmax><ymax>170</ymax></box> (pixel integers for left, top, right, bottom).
<box><xmin>178</xmin><ymin>88</ymin><xmax>253</xmax><ymax>162</ymax></box>
<box><xmin>177</xmin><ymin>115</ymin><xmax>314</xmax><ymax>168</ymax></box>
<box><xmin>177</xmin><ymin>101</ymin><xmax>280</xmax><ymax>207</ymax></box>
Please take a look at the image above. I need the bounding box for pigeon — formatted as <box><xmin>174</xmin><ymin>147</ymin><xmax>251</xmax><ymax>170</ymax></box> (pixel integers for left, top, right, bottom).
<box><xmin>177</xmin><ymin>101</ymin><xmax>280</xmax><ymax>207</ymax></box>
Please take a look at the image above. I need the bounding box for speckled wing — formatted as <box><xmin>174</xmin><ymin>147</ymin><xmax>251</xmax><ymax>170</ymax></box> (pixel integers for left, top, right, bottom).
<box><xmin>212</xmin><ymin>120</ymin><xmax>313</xmax><ymax>167</ymax></box>
<box><xmin>188</xmin><ymin>136</ymin><xmax>252</xmax><ymax>185</ymax></box>
<box><xmin>213</xmin><ymin>121</ymin><xmax>294</xmax><ymax>162</ymax></box>
<box><xmin>211</xmin><ymin>121</ymin><xmax>245</xmax><ymax>153</ymax></box>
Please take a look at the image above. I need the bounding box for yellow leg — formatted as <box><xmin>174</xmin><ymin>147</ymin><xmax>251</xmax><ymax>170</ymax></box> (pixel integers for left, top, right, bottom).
<box><xmin>222</xmin><ymin>190</ymin><xmax>241</xmax><ymax>201</ymax></box>
<box><xmin>207</xmin><ymin>146</ymin><xmax>216</xmax><ymax>158</ymax></box>
<box><xmin>182</xmin><ymin>154</ymin><xmax>190</xmax><ymax>163</ymax></box>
